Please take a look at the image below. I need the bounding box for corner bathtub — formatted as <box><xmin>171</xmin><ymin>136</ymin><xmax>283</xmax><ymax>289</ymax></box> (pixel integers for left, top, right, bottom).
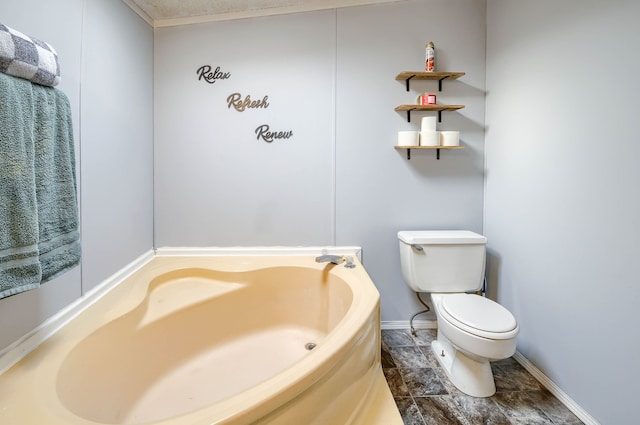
<box><xmin>0</xmin><ymin>252</ymin><xmax>402</xmax><ymax>425</ymax></box>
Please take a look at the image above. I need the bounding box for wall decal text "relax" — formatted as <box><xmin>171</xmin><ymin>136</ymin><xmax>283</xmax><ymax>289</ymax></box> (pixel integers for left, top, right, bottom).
<box><xmin>196</xmin><ymin>65</ymin><xmax>231</xmax><ymax>84</ymax></box>
<box><xmin>255</xmin><ymin>124</ymin><xmax>293</xmax><ymax>143</ymax></box>
<box><xmin>227</xmin><ymin>93</ymin><xmax>270</xmax><ymax>111</ymax></box>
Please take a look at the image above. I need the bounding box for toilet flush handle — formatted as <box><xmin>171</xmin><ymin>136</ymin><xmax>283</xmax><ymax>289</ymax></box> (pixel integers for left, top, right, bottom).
<box><xmin>411</xmin><ymin>244</ymin><xmax>424</xmax><ymax>252</ymax></box>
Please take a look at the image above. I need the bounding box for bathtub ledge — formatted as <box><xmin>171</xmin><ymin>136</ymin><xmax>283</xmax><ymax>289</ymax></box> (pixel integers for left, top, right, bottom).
<box><xmin>155</xmin><ymin>246</ymin><xmax>363</xmax><ymax>262</ymax></box>
<box><xmin>0</xmin><ymin>249</ymin><xmax>155</xmax><ymax>375</ymax></box>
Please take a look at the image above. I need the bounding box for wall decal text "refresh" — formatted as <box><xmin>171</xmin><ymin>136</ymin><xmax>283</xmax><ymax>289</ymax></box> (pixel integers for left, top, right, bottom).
<box><xmin>227</xmin><ymin>93</ymin><xmax>270</xmax><ymax>112</ymax></box>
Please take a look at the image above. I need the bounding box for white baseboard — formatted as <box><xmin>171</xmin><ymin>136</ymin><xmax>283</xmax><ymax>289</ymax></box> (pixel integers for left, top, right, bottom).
<box><xmin>0</xmin><ymin>250</ymin><xmax>154</xmax><ymax>375</ymax></box>
<box><xmin>512</xmin><ymin>351</ymin><xmax>600</xmax><ymax>425</ymax></box>
<box><xmin>381</xmin><ymin>320</ymin><xmax>437</xmax><ymax>330</ymax></box>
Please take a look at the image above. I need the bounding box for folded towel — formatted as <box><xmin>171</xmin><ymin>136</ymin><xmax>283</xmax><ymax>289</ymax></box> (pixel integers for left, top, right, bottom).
<box><xmin>0</xmin><ymin>72</ymin><xmax>80</xmax><ymax>299</ymax></box>
<box><xmin>31</xmin><ymin>79</ymin><xmax>80</xmax><ymax>283</ymax></box>
<box><xmin>0</xmin><ymin>73</ymin><xmax>42</xmax><ymax>297</ymax></box>
<box><xmin>0</xmin><ymin>22</ymin><xmax>60</xmax><ymax>87</ymax></box>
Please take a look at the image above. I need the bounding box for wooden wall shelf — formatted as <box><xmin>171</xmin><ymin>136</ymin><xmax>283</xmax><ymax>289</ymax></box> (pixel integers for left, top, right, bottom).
<box><xmin>395</xmin><ymin>71</ymin><xmax>466</xmax><ymax>91</ymax></box>
<box><xmin>394</xmin><ymin>104</ymin><xmax>465</xmax><ymax>122</ymax></box>
<box><xmin>394</xmin><ymin>70</ymin><xmax>466</xmax><ymax>160</ymax></box>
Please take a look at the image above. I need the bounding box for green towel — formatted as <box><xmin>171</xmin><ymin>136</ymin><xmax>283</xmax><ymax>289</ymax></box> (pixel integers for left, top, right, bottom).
<box><xmin>0</xmin><ymin>72</ymin><xmax>80</xmax><ymax>299</ymax></box>
<box><xmin>0</xmin><ymin>73</ymin><xmax>41</xmax><ymax>297</ymax></box>
<box><xmin>32</xmin><ymin>76</ymin><xmax>80</xmax><ymax>283</ymax></box>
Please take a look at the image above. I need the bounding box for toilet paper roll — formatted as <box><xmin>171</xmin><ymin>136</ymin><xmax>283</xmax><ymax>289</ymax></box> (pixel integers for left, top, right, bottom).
<box><xmin>440</xmin><ymin>131</ymin><xmax>460</xmax><ymax>146</ymax></box>
<box><xmin>397</xmin><ymin>130</ymin><xmax>419</xmax><ymax>146</ymax></box>
<box><xmin>419</xmin><ymin>130</ymin><xmax>439</xmax><ymax>146</ymax></box>
<box><xmin>420</xmin><ymin>116</ymin><xmax>437</xmax><ymax>132</ymax></box>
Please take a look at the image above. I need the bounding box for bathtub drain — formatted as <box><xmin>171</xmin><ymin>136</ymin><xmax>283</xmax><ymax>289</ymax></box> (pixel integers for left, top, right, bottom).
<box><xmin>305</xmin><ymin>342</ymin><xmax>317</xmax><ymax>351</ymax></box>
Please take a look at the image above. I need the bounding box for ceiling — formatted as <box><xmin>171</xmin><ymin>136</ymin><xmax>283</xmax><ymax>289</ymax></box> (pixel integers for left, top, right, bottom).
<box><xmin>123</xmin><ymin>0</ymin><xmax>403</xmax><ymax>27</ymax></box>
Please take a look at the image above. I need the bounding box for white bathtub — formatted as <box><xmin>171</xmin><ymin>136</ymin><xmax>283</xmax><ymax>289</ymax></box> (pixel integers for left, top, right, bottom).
<box><xmin>0</xmin><ymin>251</ymin><xmax>402</xmax><ymax>424</ymax></box>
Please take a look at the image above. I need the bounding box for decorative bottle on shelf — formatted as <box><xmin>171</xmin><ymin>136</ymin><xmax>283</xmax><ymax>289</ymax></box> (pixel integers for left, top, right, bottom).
<box><xmin>425</xmin><ymin>41</ymin><xmax>435</xmax><ymax>72</ymax></box>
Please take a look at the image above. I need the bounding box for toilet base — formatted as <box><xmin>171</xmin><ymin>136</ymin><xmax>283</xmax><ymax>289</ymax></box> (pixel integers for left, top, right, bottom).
<box><xmin>431</xmin><ymin>339</ymin><xmax>496</xmax><ymax>397</ymax></box>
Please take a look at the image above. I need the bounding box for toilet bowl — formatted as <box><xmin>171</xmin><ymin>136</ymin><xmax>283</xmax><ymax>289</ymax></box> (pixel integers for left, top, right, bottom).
<box><xmin>430</xmin><ymin>293</ymin><xmax>518</xmax><ymax>397</ymax></box>
<box><xmin>397</xmin><ymin>230</ymin><xmax>519</xmax><ymax>397</ymax></box>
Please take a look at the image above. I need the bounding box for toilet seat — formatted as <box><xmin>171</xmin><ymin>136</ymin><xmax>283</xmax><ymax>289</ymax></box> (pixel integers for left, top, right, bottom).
<box><xmin>438</xmin><ymin>294</ymin><xmax>518</xmax><ymax>340</ymax></box>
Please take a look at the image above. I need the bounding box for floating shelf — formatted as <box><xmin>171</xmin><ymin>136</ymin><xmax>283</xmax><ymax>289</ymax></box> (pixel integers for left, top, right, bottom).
<box><xmin>394</xmin><ymin>104</ymin><xmax>465</xmax><ymax>122</ymax></box>
<box><xmin>394</xmin><ymin>70</ymin><xmax>466</xmax><ymax>161</ymax></box>
<box><xmin>395</xmin><ymin>71</ymin><xmax>466</xmax><ymax>91</ymax></box>
<box><xmin>395</xmin><ymin>145</ymin><xmax>464</xmax><ymax>160</ymax></box>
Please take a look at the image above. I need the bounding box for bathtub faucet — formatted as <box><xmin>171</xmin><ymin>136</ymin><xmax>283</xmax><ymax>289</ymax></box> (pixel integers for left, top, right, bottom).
<box><xmin>315</xmin><ymin>254</ymin><xmax>345</xmax><ymax>265</ymax></box>
<box><xmin>315</xmin><ymin>254</ymin><xmax>356</xmax><ymax>268</ymax></box>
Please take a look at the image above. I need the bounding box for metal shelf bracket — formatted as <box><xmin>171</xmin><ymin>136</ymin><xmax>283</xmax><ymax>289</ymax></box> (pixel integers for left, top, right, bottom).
<box><xmin>403</xmin><ymin>148</ymin><xmax>443</xmax><ymax>161</ymax></box>
<box><xmin>405</xmin><ymin>75</ymin><xmax>415</xmax><ymax>91</ymax></box>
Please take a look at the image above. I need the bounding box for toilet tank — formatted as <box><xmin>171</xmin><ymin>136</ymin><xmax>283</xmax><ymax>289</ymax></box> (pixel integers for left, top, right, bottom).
<box><xmin>398</xmin><ymin>230</ymin><xmax>487</xmax><ymax>293</ymax></box>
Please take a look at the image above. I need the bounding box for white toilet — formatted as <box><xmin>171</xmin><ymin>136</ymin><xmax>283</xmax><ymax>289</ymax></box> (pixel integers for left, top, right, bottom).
<box><xmin>397</xmin><ymin>230</ymin><xmax>519</xmax><ymax>397</ymax></box>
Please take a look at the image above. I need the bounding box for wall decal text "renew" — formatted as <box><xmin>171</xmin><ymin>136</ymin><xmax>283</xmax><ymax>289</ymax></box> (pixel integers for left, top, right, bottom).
<box><xmin>255</xmin><ymin>124</ymin><xmax>293</xmax><ymax>143</ymax></box>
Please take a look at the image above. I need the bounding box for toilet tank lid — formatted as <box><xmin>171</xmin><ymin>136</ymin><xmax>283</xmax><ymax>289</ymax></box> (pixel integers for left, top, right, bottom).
<box><xmin>398</xmin><ymin>230</ymin><xmax>487</xmax><ymax>245</ymax></box>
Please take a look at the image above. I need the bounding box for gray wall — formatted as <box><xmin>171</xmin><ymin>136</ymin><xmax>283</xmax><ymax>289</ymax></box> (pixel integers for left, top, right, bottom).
<box><xmin>154</xmin><ymin>11</ymin><xmax>336</xmax><ymax>246</ymax></box>
<box><xmin>80</xmin><ymin>0</ymin><xmax>154</xmax><ymax>289</ymax></box>
<box><xmin>485</xmin><ymin>1</ymin><xmax>640</xmax><ymax>423</ymax></box>
<box><xmin>335</xmin><ymin>0</ymin><xmax>486</xmax><ymax>323</ymax></box>
<box><xmin>154</xmin><ymin>0</ymin><xmax>487</xmax><ymax>323</ymax></box>
<box><xmin>0</xmin><ymin>0</ymin><xmax>153</xmax><ymax>350</ymax></box>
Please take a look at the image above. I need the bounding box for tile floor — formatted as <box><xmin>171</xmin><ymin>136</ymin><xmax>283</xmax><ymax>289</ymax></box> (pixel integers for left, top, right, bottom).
<box><xmin>381</xmin><ymin>329</ymin><xmax>584</xmax><ymax>425</ymax></box>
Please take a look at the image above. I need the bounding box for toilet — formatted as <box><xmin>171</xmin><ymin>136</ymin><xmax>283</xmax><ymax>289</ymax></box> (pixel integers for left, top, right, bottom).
<box><xmin>397</xmin><ymin>230</ymin><xmax>519</xmax><ymax>397</ymax></box>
